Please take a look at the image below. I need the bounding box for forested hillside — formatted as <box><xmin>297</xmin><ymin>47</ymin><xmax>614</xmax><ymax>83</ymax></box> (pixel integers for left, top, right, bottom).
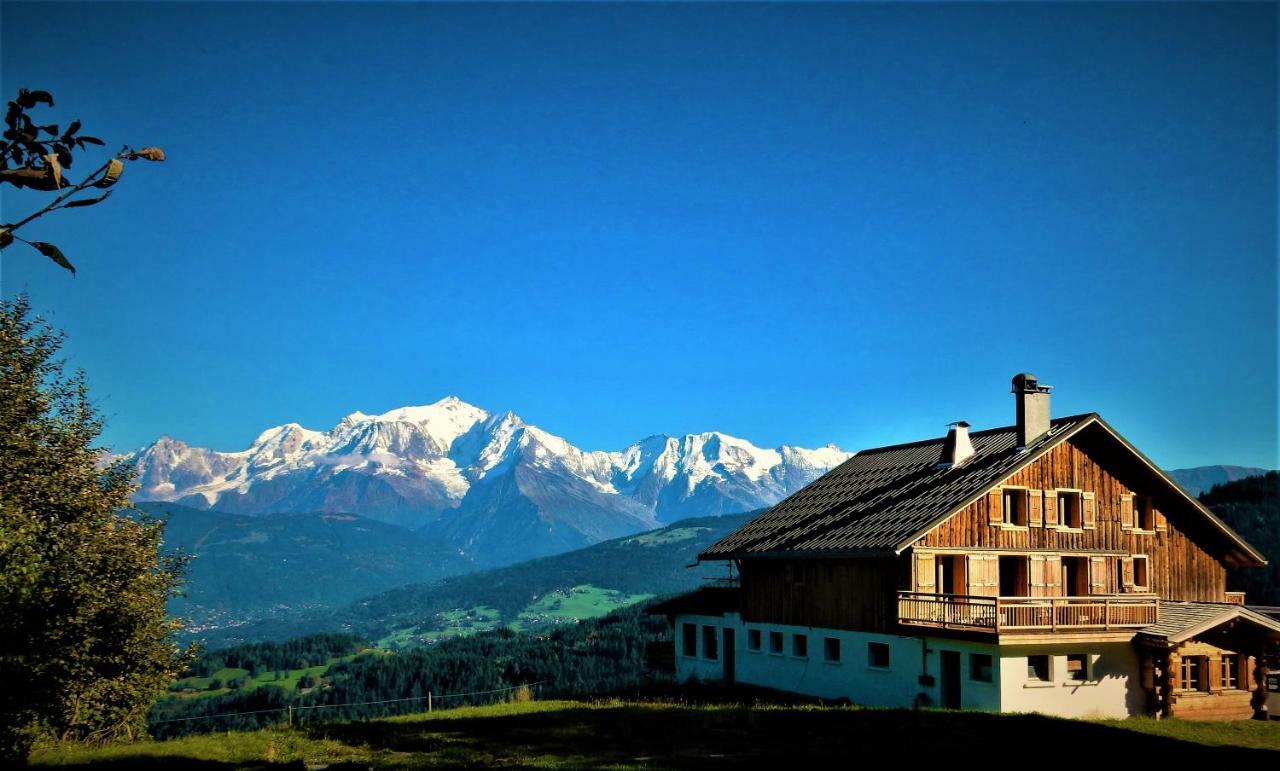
<box><xmin>194</xmin><ymin>511</ymin><xmax>752</xmax><ymax>648</ymax></box>
<box><xmin>150</xmin><ymin>607</ymin><xmax>669</xmax><ymax>738</ymax></box>
<box><xmin>137</xmin><ymin>502</ymin><xmax>473</xmax><ymax>629</ymax></box>
<box><xmin>1201</xmin><ymin>471</ymin><xmax>1280</xmax><ymax>605</ymax></box>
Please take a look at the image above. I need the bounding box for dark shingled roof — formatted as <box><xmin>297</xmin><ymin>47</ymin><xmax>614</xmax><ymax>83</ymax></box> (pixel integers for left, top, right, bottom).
<box><xmin>1138</xmin><ymin>602</ymin><xmax>1280</xmax><ymax>643</ymax></box>
<box><xmin>700</xmin><ymin>414</ymin><xmax>1097</xmax><ymax>559</ymax></box>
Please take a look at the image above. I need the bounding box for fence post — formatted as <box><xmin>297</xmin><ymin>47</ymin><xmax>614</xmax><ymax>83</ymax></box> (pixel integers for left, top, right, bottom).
<box><xmin>287</xmin><ymin>705</ymin><xmax>293</xmax><ymax>728</ymax></box>
<box><xmin>428</xmin><ymin>692</ymin><xmax>433</xmax><ymax>713</ymax></box>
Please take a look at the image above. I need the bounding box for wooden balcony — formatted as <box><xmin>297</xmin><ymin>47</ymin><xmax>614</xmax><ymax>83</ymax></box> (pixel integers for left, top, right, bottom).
<box><xmin>897</xmin><ymin>591</ymin><xmax>1159</xmax><ymax>634</ymax></box>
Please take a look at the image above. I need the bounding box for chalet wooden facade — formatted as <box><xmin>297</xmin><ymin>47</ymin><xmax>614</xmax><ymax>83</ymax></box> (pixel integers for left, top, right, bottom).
<box><xmin>654</xmin><ymin>374</ymin><xmax>1279</xmax><ymax>720</ymax></box>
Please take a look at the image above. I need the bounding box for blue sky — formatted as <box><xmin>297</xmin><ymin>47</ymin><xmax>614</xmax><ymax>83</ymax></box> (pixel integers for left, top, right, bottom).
<box><xmin>1</xmin><ymin>3</ymin><xmax>1275</xmax><ymax>470</ymax></box>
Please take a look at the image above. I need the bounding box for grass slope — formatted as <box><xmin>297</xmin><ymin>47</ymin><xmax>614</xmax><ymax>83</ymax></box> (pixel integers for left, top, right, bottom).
<box><xmin>32</xmin><ymin>699</ymin><xmax>1280</xmax><ymax>769</ymax></box>
<box><xmin>199</xmin><ymin>511</ymin><xmax>752</xmax><ymax>649</ymax></box>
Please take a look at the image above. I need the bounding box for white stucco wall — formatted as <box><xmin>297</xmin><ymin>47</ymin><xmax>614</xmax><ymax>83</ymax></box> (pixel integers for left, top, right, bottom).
<box><xmin>672</xmin><ymin>613</ymin><xmax>1001</xmax><ymax>711</ymax></box>
<box><xmin>998</xmin><ymin>642</ymin><xmax>1144</xmax><ymax>719</ymax></box>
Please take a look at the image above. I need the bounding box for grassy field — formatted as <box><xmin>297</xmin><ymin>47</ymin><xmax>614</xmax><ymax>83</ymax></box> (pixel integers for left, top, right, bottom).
<box><xmin>30</xmin><ymin>699</ymin><xmax>1280</xmax><ymax>769</ymax></box>
<box><xmin>375</xmin><ymin>585</ymin><xmax>653</xmax><ymax>648</ymax></box>
<box><xmin>166</xmin><ymin>656</ymin><xmax>361</xmax><ymax>700</ymax></box>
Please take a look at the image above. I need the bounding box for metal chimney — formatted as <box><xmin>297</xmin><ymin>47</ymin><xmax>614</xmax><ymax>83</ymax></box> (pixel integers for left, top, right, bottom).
<box><xmin>1013</xmin><ymin>372</ymin><xmax>1052</xmax><ymax>448</ymax></box>
<box><xmin>937</xmin><ymin>421</ymin><xmax>975</xmax><ymax>467</ymax></box>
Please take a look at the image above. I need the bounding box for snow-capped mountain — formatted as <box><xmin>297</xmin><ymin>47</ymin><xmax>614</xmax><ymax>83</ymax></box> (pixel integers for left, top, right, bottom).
<box><xmin>128</xmin><ymin>397</ymin><xmax>850</xmax><ymax>566</ymax></box>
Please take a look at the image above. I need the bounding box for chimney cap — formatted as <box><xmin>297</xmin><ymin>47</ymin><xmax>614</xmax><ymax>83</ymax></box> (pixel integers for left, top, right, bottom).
<box><xmin>1012</xmin><ymin>372</ymin><xmax>1052</xmax><ymax>393</ymax></box>
<box><xmin>947</xmin><ymin>420</ymin><xmax>971</xmax><ymax>428</ymax></box>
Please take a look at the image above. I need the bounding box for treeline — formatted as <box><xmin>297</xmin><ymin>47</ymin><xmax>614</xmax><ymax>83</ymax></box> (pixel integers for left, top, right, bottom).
<box><xmin>1202</xmin><ymin>471</ymin><xmax>1279</xmax><ymax>605</ymax></box>
<box><xmin>186</xmin><ymin>632</ymin><xmax>367</xmax><ymax>677</ymax></box>
<box><xmin>150</xmin><ymin>606</ymin><xmax>671</xmax><ymax>738</ymax></box>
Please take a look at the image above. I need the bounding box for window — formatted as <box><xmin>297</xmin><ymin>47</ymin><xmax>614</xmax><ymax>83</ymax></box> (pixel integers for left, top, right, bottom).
<box><xmin>868</xmin><ymin>642</ymin><xmax>890</xmax><ymax>669</ymax></box>
<box><xmin>702</xmin><ymin>625</ymin><xmax>718</xmax><ymax>661</ymax></box>
<box><xmin>1027</xmin><ymin>654</ymin><xmax>1050</xmax><ymax>682</ymax></box>
<box><xmin>1133</xmin><ymin>556</ymin><xmax>1149</xmax><ymax>589</ymax></box>
<box><xmin>1221</xmin><ymin>655</ymin><xmax>1240</xmax><ymax>689</ymax></box>
<box><xmin>1058</xmin><ymin>491</ymin><xmax>1081</xmax><ymax>528</ymax></box>
<box><xmin>792</xmin><ymin>634</ymin><xmax>808</xmax><ymax>659</ymax></box>
<box><xmin>823</xmin><ymin>637</ymin><xmax>841</xmax><ymax>663</ymax></box>
<box><xmin>747</xmin><ymin>629</ymin><xmax>762</xmax><ymax>652</ymax></box>
<box><xmin>1066</xmin><ymin>653</ymin><xmax>1089</xmax><ymax>682</ymax></box>
<box><xmin>1181</xmin><ymin>656</ymin><xmax>1206</xmax><ymax>692</ymax></box>
<box><xmin>970</xmin><ymin>653</ymin><xmax>994</xmax><ymax>683</ymax></box>
<box><xmin>681</xmin><ymin>623</ymin><xmax>697</xmax><ymax>657</ymax></box>
<box><xmin>1134</xmin><ymin>495</ymin><xmax>1154</xmax><ymax>530</ymax></box>
<box><xmin>769</xmin><ymin>631</ymin><xmax>784</xmax><ymax>655</ymax></box>
<box><xmin>1002</xmin><ymin>489</ymin><xmax>1027</xmax><ymax>526</ymax></box>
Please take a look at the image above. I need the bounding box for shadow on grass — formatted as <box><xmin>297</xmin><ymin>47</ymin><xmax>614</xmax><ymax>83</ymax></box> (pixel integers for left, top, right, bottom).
<box><xmin>308</xmin><ymin>704</ymin><xmax>1277</xmax><ymax>769</ymax></box>
<box><xmin>34</xmin><ymin>703</ymin><xmax>1279</xmax><ymax>769</ymax></box>
<box><xmin>29</xmin><ymin>760</ymin><xmax>305</xmax><ymax>771</ymax></box>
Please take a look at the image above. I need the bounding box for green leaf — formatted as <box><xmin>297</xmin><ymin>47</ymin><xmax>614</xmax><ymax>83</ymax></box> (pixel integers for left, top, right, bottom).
<box><xmin>62</xmin><ymin>190</ymin><xmax>113</xmax><ymax>208</ymax></box>
<box><xmin>77</xmin><ymin>136</ymin><xmax>104</xmax><ymax>146</ymax></box>
<box><xmin>30</xmin><ymin>241</ymin><xmax>75</xmax><ymax>274</ymax></box>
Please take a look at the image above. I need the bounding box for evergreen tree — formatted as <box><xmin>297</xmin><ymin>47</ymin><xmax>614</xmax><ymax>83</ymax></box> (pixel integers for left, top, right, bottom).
<box><xmin>0</xmin><ymin>297</ymin><xmax>190</xmax><ymax>764</ymax></box>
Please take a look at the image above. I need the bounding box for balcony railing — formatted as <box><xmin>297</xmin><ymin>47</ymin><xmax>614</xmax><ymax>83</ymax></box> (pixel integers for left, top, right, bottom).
<box><xmin>897</xmin><ymin>591</ymin><xmax>1159</xmax><ymax>634</ymax></box>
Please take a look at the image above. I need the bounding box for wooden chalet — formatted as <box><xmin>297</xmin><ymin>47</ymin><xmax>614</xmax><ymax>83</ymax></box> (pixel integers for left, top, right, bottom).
<box><xmin>654</xmin><ymin>373</ymin><xmax>1279</xmax><ymax>719</ymax></box>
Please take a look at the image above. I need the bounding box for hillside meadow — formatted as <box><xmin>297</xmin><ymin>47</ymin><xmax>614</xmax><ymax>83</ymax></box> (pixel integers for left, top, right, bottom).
<box><xmin>31</xmin><ymin>699</ymin><xmax>1280</xmax><ymax>769</ymax></box>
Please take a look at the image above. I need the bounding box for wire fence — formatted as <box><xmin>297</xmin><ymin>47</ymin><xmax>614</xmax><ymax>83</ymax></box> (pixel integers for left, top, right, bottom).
<box><xmin>149</xmin><ymin>681</ymin><xmax>547</xmax><ymax>730</ymax></box>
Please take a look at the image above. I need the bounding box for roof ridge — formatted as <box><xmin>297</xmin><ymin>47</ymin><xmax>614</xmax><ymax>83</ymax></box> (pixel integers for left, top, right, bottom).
<box><xmin>852</xmin><ymin>412</ymin><xmax>1100</xmax><ymax>456</ymax></box>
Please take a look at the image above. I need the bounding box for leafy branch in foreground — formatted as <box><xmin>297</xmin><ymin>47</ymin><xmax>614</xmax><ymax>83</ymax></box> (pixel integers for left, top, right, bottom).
<box><xmin>0</xmin><ymin>88</ymin><xmax>165</xmax><ymax>274</ymax></box>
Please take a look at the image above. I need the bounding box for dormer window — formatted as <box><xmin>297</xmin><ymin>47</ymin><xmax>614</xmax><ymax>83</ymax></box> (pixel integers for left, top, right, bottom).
<box><xmin>1002</xmin><ymin>489</ymin><xmax>1027</xmax><ymax>527</ymax></box>
<box><xmin>1058</xmin><ymin>491</ymin><xmax>1082</xmax><ymax>529</ymax></box>
<box><xmin>1134</xmin><ymin>495</ymin><xmax>1154</xmax><ymax>531</ymax></box>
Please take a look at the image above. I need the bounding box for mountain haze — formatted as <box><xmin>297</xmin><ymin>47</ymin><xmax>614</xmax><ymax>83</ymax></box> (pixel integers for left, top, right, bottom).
<box><xmin>128</xmin><ymin>397</ymin><xmax>849</xmax><ymax>566</ymax></box>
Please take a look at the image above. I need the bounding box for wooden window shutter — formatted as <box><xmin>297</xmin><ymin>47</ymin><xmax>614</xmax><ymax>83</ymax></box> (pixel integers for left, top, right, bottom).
<box><xmin>987</xmin><ymin>555</ymin><xmax>1001</xmax><ymax>595</ymax></box>
<box><xmin>1043</xmin><ymin>491</ymin><xmax>1058</xmax><ymax>527</ymax></box>
<box><xmin>1082</xmin><ymin>492</ymin><xmax>1097</xmax><ymax>529</ymax></box>
<box><xmin>965</xmin><ymin>554</ymin><xmax>985</xmax><ymax>595</ymax></box>
<box><xmin>1045</xmin><ymin>555</ymin><xmax>1062</xmax><ymax>595</ymax></box>
<box><xmin>1120</xmin><ymin>493</ymin><xmax>1134</xmax><ymax>529</ymax></box>
<box><xmin>1153</xmin><ymin>507</ymin><xmax>1167</xmax><ymax>532</ymax></box>
<box><xmin>987</xmin><ymin>488</ymin><xmax>1003</xmax><ymax>525</ymax></box>
<box><xmin>1207</xmin><ymin>656</ymin><xmax>1222</xmax><ymax>691</ymax></box>
<box><xmin>1028</xmin><ymin>489</ymin><xmax>1043</xmax><ymax>527</ymax></box>
<box><xmin>1121</xmin><ymin>556</ymin><xmax>1135</xmax><ymax>591</ymax></box>
<box><xmin>1029</xmin><ymin>556</ymin><xmax>1047</xmax><ymax>597</ymax></box>
<box><xmin>1089</xmin><ymin>557</ymin><xmax>1107</xmax><ymax>593</ymax></box>
<box><xmin>916</xmin><ymin>552</ymin><xmax>936</xmax><ymax>590</ymax></box>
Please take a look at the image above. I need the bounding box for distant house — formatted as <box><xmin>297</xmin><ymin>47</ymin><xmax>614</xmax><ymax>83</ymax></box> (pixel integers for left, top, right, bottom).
<box><xmin>653</xmin><ymin>374</ymin><xmax>1280</xmax><ymax>720</ymax></box>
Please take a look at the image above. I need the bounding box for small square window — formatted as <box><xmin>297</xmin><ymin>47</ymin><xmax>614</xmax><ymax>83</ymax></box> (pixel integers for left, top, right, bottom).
<box><xmin>747</xmin><ymin>629</ymin><xmax>762</xmax><ymax>652</ymax></box>
<box><xmin>824</xmin><ymin>637</ymin><xmax>841</xmax><ymax>663</ymax></box>
<box><xmin>868</xmin><ymin>642</ymin><xmax>890</xmax><ymax>669</ymax></box>
<box><xmin>681</xmin><ymin>623</ymin><xmax>697</xmax><ymax>657</ymax></box>
<box><xmin>1002</xmin><ymin>489</ymin><xmax>1026</xmax><ymax>526</ymax></box>
<box><xmin>1134</xmin><ymin>496</ymin><xmax>1154</xmax><ymax>530</ymax></box>
<box><xmin>769</xmin><ymin>631</ymin><xmax>784</xmax><ymax>655</ymax></box>
<box><xmin>1058</xmin><ymin>491</ymin><xmax>1081</xmax><ymax>528</ymax></box>
<box><xmin>1181</xmin><ymin>655</ymin><xmax>1206</xmax><ymax>692</ymax></box>
<box><xmin>1066</xmin><ymin>653</ymin><xmax>1088</xmax><ymax>682</ymax></box>
<box><xmin>792</xmin><ymin>634</ymin><xmax>808</xmax><ymax>659</ymax></box>
<box><xmin>1027</xmin><ymin>654</ymin><xmax>1050</xmax><ymax>682</ymax></box>
<box><xmin>1221</xmin><ymin>654</ymin><xmax>1240</xmax><ymax>690</ymax></box>
<box><xmin>970</xmin><ymin>653</ymin><xmax>993</xmax><ymax>683</ymax></box>
<box><xmin>1133</xmin><ymin>556</ymin><xmax>1149</xmax><ymax>589</ymax></box>
<box><xmin>702</xmin><ymin>625</ymin><xmax>718</xmax><ymax>661</ymax></box>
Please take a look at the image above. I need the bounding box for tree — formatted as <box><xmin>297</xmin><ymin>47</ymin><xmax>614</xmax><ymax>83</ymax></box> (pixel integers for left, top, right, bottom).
<box><xmin>0</xmin><ymin>88</ymin><xmax>165</xmax><ymax>274</ymax></box>
<box><xmin>0</xmin><ymin>299</ymin><xmax>191</xmax><ymax>764</ymax></box>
